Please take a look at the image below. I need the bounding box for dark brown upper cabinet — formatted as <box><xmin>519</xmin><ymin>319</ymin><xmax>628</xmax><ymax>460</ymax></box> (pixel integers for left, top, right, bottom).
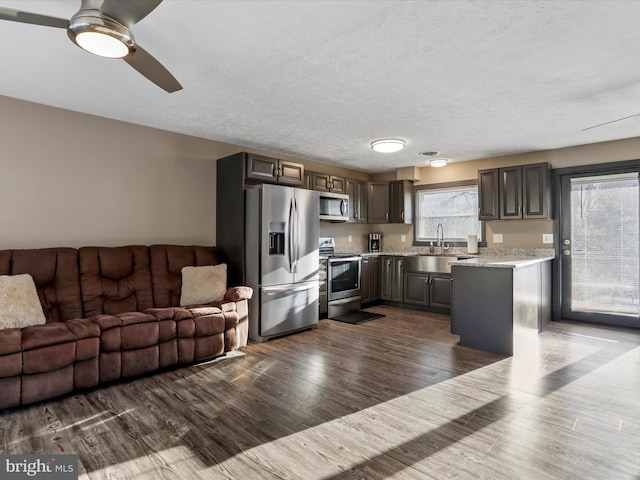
<box><xmin>500</xmin><ymin>166</ymin><xmax>523</xmax><ymax>219</ymax></box>
<box><xmin>311</xmin><ymin>173</ymin><xmax>346</xmax><ymax>193</ymax></box>
<box><xmin>346</xmin><ymin>178</ymin><xmax>367</xmax><ymax>223</ymax></box>
<box><xmin>522</xmin><ymin>163</ymin><xmax>551</xmax><ymax>218</ymax></box>
<box><xmin>368</xmin><ymin>182</ymin><xmax>389</xmax><ymax>223</ymax></box>
<box><xmin>367</xmin><ymin>180</ymin><xmax>413</xmax><ymax>224</ymax></box>
<box><xmin>478</xmin><ymin>169</ymin><xmax>500</xmax><ymax>220</ymax></box>
<box><xmin>389</xmin><ymin>180</ymin><xmax>413</xmax><ymax>224</ymax></box>
<box><xmin>478</xmin><ymin>163</ymin><xmax>551</xmax><ymax>220</ymax></box>
<box><xmin>245</xmin><ymin>153</ymin><xmax>304</xmax><ymax>186</ymax></box>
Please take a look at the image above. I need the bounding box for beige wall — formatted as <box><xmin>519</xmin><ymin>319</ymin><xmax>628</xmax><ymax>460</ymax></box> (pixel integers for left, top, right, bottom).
<box><xmin>0</xmin><ymin>96</ymin><xmax>369</xmax><ymax>250</ymax></box>
<box><xmin>407</xmin><ymin>138</ymin><xmax>640</xmax><ymax>249</ymax></box>
<box><xmin>3</xmin><ymin>94</ymin><xmax>639</xmax><ymax>250</ymax></box>
<box><xmin>0</xmin><ymin>96</ymin><xmax>240</xmax><ymax>249</ymax></box>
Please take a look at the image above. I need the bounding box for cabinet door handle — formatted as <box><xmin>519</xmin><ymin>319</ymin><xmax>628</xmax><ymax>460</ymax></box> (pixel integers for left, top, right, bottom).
<box><xmin>401</xmin><ymin>211</ymin><xmax>405</xmax><ymax>221</ymax></box>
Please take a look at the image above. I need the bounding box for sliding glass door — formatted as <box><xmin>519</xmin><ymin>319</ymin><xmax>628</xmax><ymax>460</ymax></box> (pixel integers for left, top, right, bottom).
<box><xmin>559</xmin><ymin>168</ymin><xmax>640</xmax><ymax>327</ymax></box>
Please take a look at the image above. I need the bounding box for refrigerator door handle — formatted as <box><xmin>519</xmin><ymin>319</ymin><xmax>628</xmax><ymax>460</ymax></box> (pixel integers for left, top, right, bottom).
<box><xmin>293</xmin><ymin>197</ymin><xmax>299</xmax><ymax>273</ymax></box>
<box><xmin>264</xmin><ymin>283</ymin><xmax>316</xmax><ymax>295</ymax></box>
<box><xmin>288</xmin><ymin>197</ymin><xmax>295</xmax><ymax>273</ymax></box>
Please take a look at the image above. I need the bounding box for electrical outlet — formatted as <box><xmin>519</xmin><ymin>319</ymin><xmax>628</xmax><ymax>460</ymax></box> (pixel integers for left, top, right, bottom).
<box><xmin>542</xmin><ymin>234</ymin><xmax>554</xmax><ymax>244</ymax></box>
<box><xmin>348</xmin><ymin>235</ymin><xmax>352</xmax><ymax>243</ymax></box>
<box><xmin>401</xmin><ymin>235</ymin><xmax>406</xmax><ymax>243</ymax></box>
<box><xmin>493</xmin><ymin>234</ymin><xmax>503</xmax><ymax>244</ymax></box>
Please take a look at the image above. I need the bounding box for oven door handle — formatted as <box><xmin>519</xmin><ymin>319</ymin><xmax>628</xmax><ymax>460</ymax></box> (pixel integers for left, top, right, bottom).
<box><xmin>329</xmin><ymin>256</ymin><xmax>361</xmax><ymax>263</ymax></box>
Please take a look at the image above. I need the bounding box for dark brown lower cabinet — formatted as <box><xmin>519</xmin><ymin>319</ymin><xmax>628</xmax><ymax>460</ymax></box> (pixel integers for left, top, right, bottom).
<box><xmin>381</xmin><ymin>256</ymin><xmax>404</xmax><ymax>302</ymax></box>
<box><xmin>361</xmin><ymin>255</ymin><xmax>381</xmax><ymax>305</ymax></box>
<box><xmin>403</xmin><ymin>272</ymin><xmax>452</xmax><ymax>309</ymax></box>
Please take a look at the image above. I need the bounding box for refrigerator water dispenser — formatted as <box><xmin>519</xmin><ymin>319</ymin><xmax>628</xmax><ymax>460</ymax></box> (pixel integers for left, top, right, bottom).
<box><xmin>268</xmin><ymin>222</ymin><xmax>285</xmax><ymax>255</ymax></box>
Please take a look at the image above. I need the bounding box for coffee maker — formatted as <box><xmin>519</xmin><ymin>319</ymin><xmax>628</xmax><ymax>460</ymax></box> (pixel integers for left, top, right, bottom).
<box><xmin>368</xmin><ymin>233</ymin><xmax>382</xmax><ymax>252</ymax></box>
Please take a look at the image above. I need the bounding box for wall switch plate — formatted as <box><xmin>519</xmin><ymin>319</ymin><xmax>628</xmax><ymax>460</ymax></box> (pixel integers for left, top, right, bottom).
<box><xmin>542</xmin><ymin>233</ymin><xmax>554</xmax><ymax>244</ymax></box>
<box><xmin>401</xmin><ymin>234</ymin><xmax>406</xmax><ymax>243</ymax></box>
<box><xmin>348</xmin><ymin>235</ymin><xmax>352</xmax><ymax>242</ymax></box>
<box><xmin>493</xmin><ymin>234</ymin><xmax>503</xmax><ymax>243</ymax></box>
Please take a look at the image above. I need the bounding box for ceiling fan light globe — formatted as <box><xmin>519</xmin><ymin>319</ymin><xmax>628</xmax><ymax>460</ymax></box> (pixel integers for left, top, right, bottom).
<box><xmin>68</xmin><ymin>11</ymin><xmax>134</xmax><ymax>59</ymax></box>
<box><xmin>75</xmin><ymin>31</ymin><xmax>129</xmax><ymax>58</ymax></box>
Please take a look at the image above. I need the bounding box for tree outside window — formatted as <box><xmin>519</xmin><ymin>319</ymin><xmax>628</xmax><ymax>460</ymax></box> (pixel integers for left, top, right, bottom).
<box><xmin>414</xmin><ymin>184</ymin><xmax>482</xmax><ymax>244</ymax></box>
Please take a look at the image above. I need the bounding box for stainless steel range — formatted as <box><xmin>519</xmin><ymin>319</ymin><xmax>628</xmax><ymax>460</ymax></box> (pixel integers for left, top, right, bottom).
<box><xmin>319</xmin><ymin>237</ymin><xmax>361</xmax><ymax>318</ymax></box>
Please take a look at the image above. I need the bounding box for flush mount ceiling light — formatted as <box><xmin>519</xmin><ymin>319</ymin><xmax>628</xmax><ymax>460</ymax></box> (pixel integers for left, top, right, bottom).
<box><xmin>370</xmin><ymin>138</ymin><xmax>406</xmax><ymax>153</ymax></box>
<box><xmin>68</xmin><ymin>11</ymin><xmax>134</xmax><ymax>58</ymax></box>
<box><xmin>429</xmin><ymin>158</ymin><xmax>449</xmax><ymax>168</ymax></box>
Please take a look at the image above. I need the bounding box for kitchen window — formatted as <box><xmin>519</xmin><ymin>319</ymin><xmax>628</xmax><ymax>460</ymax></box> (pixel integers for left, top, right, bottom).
<box><xmin>413</xmin><ymin>181</ymin><xmax>483</xmax><ymax>245</ymax></box>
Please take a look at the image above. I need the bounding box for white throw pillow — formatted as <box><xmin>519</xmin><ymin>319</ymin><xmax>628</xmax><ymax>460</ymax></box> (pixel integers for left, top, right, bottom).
<box><xmin>180</xmin><ymin>264</ymin><xmax>227</xmax><ymax>306</ymax></box>
<box><xmin>0</xmin><ymin>274</ymin><xmax>46</xmax><ymax>330</ymax></box>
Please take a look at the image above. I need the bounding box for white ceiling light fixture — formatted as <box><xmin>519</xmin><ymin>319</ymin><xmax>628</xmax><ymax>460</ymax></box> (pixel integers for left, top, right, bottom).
<box><xmin>429</xmin><ymin>158</ymin><xmax>449</xmax><ymax>168</ymax></box>
<box><xmin>68</xmin><ymin>11</ymin><xmax>134</xmax><ymax>59</ymax></box>
<box><xmin>370</xmin><ymin>138</ymin><xmax>406</xmax><ymax>153</ymax></box>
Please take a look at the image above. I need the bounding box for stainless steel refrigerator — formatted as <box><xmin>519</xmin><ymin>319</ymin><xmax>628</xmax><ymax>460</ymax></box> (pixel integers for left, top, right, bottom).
<box><xmin>245</xmin><ymin>183</ymin><xmax>319</xmax><ymax>342</ymax></box>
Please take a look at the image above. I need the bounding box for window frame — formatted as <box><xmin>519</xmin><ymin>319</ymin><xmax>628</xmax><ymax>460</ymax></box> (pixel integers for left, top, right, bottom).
<box><xmin>412</xmin><ymin>179</ymin><xmax>487</xmax><ymax>247</ymax></box>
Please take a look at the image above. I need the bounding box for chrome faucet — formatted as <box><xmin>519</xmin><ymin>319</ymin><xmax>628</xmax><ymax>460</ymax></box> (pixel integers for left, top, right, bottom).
<box><xmin>436</xmin><ymin>223</ymin><xmax>446</xmax><ymax>254</ymax></box>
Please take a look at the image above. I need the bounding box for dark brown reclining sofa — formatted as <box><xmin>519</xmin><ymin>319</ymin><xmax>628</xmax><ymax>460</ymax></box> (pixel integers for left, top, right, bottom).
<box><xmin>0</xmin><ymin>245</ymin><xmax>252</xmax><ymax>409</ymax></box>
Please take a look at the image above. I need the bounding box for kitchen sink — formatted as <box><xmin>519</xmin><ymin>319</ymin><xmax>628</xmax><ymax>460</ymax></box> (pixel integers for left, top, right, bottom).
<box><xmin>404</xmin><ymin>255</ymin><xmax>461</xmax><ymax>274</ymax></box>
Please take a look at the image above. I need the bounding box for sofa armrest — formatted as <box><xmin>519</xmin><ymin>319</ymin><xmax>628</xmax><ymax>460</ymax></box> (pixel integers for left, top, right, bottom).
<box><xmin>224</xmin><ymin>286</ymin><xmax>253</xmax><ymax>302</ymax></box>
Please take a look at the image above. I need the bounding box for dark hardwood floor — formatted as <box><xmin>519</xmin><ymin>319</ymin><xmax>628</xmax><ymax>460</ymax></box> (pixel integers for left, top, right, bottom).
<box><xmin>2</xmin><ymin>305</ymin><xmax>640</xmax><ymax>479</ymax></box>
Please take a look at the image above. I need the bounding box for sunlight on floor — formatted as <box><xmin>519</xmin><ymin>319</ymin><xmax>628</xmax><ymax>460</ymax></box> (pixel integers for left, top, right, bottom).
<box><xmin>199</xmin><ymin>361</ymin><xmax>514</xmax><ymax>478</ymax></box>
<box><xmin>70</xmin><ymin>327</ymin><xmax>639</xmax><ymax>479</ymax></box>
<box><xmin>81</xmin><ymin>445</ymin><xmax>200</xmax><ymax>480</ymax></box>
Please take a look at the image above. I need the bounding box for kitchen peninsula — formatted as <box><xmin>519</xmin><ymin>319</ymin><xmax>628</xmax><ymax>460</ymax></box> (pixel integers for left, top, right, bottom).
<box><xmin>450</xmin><ymin>256</ymin><xmax>554</xmax><ymax>355</ymax></box>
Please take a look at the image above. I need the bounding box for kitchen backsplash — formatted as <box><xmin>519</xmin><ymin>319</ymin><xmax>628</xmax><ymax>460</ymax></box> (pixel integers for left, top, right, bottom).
<box><xmin>320</xmin><ymin>216</ymin><xmax>556</xmax><ymax>253</ymax></box>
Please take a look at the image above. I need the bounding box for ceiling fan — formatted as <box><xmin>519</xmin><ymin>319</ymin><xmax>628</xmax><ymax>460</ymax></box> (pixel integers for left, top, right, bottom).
<box><xmin>582</xmin><ymin>113</ymin><xmax>640</xmax><ymax>131</ymax></box>
<box><xmin>0</xmin><ymin>0</ymin><xmax>182</xmax><ymax>93</ymax></box>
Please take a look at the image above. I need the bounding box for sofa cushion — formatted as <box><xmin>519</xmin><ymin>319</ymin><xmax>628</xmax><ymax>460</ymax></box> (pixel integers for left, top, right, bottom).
<box><xmin>150</xmin><ymin>245</ymin><xmax>220</xmax><ymax>308</ymax></box>
<box><xmin>0</xmin><ymin>274</ymin><xmax>46</xmax><ymax>330</ymax></box>
<box><xmin>89</xmin><ymin>312</ymin><xmax>158</xmax><ymax>351</ymax></box>
<box><xmin>144</xmin><ymin>307</ymin><xmax>193</xmax><ymax>321</ymax></box>
<box><xmin>79</xmin><ymin>246</ymin><xmax>154</xmax><ymax>316</ymax></box>
<box><xmin>0</xmin><ymin>328</ymin><xmax>21</xmax><ymax>355</ymax></box>
<box><xmin>21</xmin><ymin>323</ymin><xmax>76</xmax><ymax>351</ymax></box>
<box><xmin>8</xmin><ymin>248</ymin><xmax>83</xmax><ymax>323</ymax></box>
<box><xmin>180</xmin><ymin>264</ymin><xmax>227</xmax><ymax>306</ymax></box>
<box><xmin>0</xmin><ymin>250</ymin><xmax>10</xmax><ymax>274</ymax></box>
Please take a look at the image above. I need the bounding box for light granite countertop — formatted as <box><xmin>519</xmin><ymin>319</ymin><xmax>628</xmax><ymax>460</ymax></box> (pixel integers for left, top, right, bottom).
<box><xmin>327</xmin><ymin>248</ymin><xmax>556</xmax><ymax>269</ymax></box>
<box><xmin>449</xmin><ymin>256</ymin><xmax>555</xmax><ymax>269</ymax></box>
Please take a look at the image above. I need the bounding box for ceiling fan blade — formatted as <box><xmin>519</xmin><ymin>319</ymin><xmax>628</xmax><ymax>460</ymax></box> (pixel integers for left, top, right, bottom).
<box><xmin>124</xmin><ymin>44</ymin><xmax>182</xmax><ymax>93</ymax></box>
<box><xmin>100</xmin><ymin>0</ymin><xmax>163</xmax><ymax>27</ymax></box>
<box><xmin>582</xmin><ymin>113</ymin><xmax>640</xmax><ymax>131</ymax></box>
<box><xmin>0</xmin><ymin>7</ymin><xmax>69</xmax><ymax>28</ymax></box>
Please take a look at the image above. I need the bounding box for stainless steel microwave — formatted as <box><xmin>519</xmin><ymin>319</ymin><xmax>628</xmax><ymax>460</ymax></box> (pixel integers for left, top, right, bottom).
<box><xmin>319</xmin><ymin>191</ymin><xmax>349</xmax><ymax>222</ymax></box>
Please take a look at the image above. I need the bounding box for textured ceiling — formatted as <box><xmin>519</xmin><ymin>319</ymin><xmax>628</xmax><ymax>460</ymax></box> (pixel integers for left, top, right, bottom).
<box><xmin>2</xmin><ymin>0</ymin><xmax>640</xmax><ymax>172</ymax></box>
